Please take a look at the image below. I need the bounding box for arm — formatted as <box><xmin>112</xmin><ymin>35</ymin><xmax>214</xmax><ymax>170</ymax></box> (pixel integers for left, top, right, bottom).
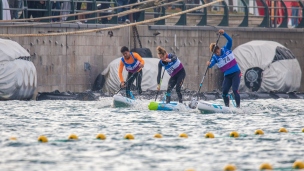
<box><xmin>169</xmin><ymin>53</ymin><xmax>178</xmax><ymax>62</ymax></box>
<box><xmin>118</xmin><ymin>60</ymin><xmax>125</xmax><ymax>83</ymax></box>
<box><xmin>208</xmin><ymin>56</ymin><xmax>217</xmax><ymax>68</ymax></box>
<box><xmin>157</xmin><ymin>62</ymin><xmax>162</xmax><ymax>84</ymax></box>
<box><xmin>223</xmin><ymin>32</ymin><xmax>232</xmax><ymax>50</ymax></box>
<box><xmin>133</xmin><ymin>52</ymin><xmax>145</xmax><ymax>66</ymax></box>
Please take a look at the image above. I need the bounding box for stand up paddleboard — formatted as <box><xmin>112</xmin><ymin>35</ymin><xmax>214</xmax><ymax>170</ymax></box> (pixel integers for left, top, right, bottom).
<box><xmin>113</xmin><ymin>94</ymin><xmax>136</xmax><ymax>107</ymax></box>
<box><xmin>148</xmin><ymin>101</ymin><xmax>179</xmax><ymax>111</ymax></box>
<box><xmin>197</xmin><ymin>100</ymin><xmax>231</xmax><ymax>114</ymax></box>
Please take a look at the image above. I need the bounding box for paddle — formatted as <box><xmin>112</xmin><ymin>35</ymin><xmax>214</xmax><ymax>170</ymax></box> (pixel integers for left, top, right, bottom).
<box><xmin>188</xmin><ymin>33</ymin><xmax>221</xmax><ymax>109</ymax></box>
<box><xmin>155</xmin><ymin>68</ymin><xmax>166</xmax><ymax>101</ymax></box>
<box><xmin>115</xmin><ymin>68</ymin><xmax>143</xmax><ymax>94</ymax></box>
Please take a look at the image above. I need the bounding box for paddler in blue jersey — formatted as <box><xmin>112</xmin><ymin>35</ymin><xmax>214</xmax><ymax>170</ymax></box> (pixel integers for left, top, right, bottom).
<box><xmin>207</xmin><ymin>29</ymin><xmax>241</xmax><ymax>108</ymax></box>
<box><xmin>156</xmin><ymin>46</ymin><xmax>186</xmax><ymax>103</ymax></box>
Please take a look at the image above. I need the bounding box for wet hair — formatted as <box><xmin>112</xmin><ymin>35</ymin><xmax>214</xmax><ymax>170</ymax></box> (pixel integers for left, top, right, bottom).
<box><xmin>120</xmin><ymin>46</ymin><xmax>129</xmax><ymax>53</ymax></box>
<box><xmin>156</xmin><ymin>46</ymin><xmax>166</xmax><ymax>56</ymax></box>
<box><xmin>209</xmin><ymin>43</ymin><xmax>219</xmax><ymax>52</ymax></box>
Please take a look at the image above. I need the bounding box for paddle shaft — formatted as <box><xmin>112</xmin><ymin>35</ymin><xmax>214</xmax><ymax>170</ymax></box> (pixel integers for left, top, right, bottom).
<box><xmin>155</xmin><ymin>68</ymin><xmax>166</xmax><ymax>101</ymax></box>
<box><xmin>115</xmin><ymin>68</ymin><xmax>142</xmax><ymax>94</ymax></box>
<box><xmin>197</xmin><ymin>34</ymin><xmax>221</xmax><ymax>94</ymax></box>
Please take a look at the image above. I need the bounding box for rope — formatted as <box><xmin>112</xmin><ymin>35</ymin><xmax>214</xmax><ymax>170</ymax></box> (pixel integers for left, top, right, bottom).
<box><xmin>0</xmin><ymin>0</ymin><xmax>184</xmax><ymax>27</ymax></box>
<box><xmin>0</xmin><ymin>0</ymin><xmax>223</xmax><ymax>37</ymax></box>
<box><xmin>0</xmin><ymin>0</ymin><xmax>160</xmax><ymax>23</ymax></box>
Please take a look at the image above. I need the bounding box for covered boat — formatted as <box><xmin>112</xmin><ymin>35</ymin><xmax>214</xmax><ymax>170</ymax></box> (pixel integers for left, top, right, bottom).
<box><xmin>234</xmin><ymin>41</ymin><xmax>301</xmax><ymax>92</ymax></box>
<box><xmin>0</xmin><ymin>38</ymin><xmax>37</xmax><ymax>100</ymax></box>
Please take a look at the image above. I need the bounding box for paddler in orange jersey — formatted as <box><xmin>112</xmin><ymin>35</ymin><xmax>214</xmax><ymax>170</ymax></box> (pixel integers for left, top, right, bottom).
<box><xmin>118</xmin><ymin>46</ymin><xmax>145</xmax><ymax>98</ymax></box>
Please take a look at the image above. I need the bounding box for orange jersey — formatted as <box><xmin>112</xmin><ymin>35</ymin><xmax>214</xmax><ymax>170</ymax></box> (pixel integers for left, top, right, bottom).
<box><xmin>118</xmin><ymin>52</ymin><xmax>144</xmax><ymax>82</ymax></box>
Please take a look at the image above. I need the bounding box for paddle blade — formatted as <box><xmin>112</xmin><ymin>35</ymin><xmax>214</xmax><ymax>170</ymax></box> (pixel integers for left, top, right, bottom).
<box><xmin>188</xmin><ymin>97</ymin><xmax>198</xmax><ymax>109</ymax></box>
<box><xmin>148</xmin><ymin>101</ymin><xmax>159</xmax><ymax>110</ymax></box>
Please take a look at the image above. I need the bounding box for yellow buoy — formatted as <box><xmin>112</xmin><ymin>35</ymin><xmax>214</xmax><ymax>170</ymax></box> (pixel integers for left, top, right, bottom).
<box><xmin>38</xmin><ymin>135</ymin><xmax>48</xmax><ymax>143</ymax></box>
<box><xmin>179</xmin><ymin>133</ymin><xmax>188</xmax><ymax>138</ymax></box>
<box><xmin>68</xmin><ymin>134</ymin><xmax>78</xmax><ymax>140</ymax></box>
<box><xmin>259</xmin><ymin>163</ymin><xmax>272</xmax><ymax>170</ymax></box>
<box><xmin>96</xmin><ymin>133</ymin><xmax>106</xmax><ymax>140</ymax></box>
<box><xmin>293</xmin><ymin>161</ymin><xmax>304</xmax><ymax>169</ymax></box>
<box><xmin>255</xmin><ymin>129</ymin><xmax>264</xmax><ymax>135</ymax></box>
<box><xmin>301</xmin><ymin>128</ymin><xmax>304</xmax><ymax>132</ymax></box>
<box><xmin>154</xmin><ymin>133</ymin><xmax>162</xmax><ymax>138</ymax></box>
<box><xmin>205</xmin><ymin>132</ymin><xmax>215</xmax><ymax>138</ymax></box>
<box><xmin>184</xmin><ymin>169</ymin><xmax>195</xmax><ymax>171</ymax></box>
<box><xmin>9</xmin><ymin>137</ymin><xmax>17</xmax><ymax>141</ymax></box>
<box><xmin>229</xmin><ymin>131</ymin><xmax>239</xmax><ymax>138</ymax></box>
<box><xmin>124</xmin><ymin>133</ymin><xmax>134</xmax><ymax>140</ymax></box>
<box><xmin>223</xmin><ymin>164</ymin><xmax>237</xmax><ymax>171</ymax></box>
<box><xmin>278</xmin><ymin>127</ymin><xmax>288</xmax><ymax>133</ymax></box>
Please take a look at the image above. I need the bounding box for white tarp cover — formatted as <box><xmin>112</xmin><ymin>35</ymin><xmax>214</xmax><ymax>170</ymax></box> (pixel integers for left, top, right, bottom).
<box><xmin>102</xmin><ymin>58</ymin><xmax>170</xmax><ymax>93</ymax></box>
<box><xmin>0</xmin><ymin>39</ymin><xmax>37</xmax><ymax>100</ymax></box>
<box><xmin>234</xmin><ymin>40</ymin><xmax>301</xmax><ymax>93</ymax></box>
<box><xmin>0</xmin><ymin>39</ymin><xmax>30</xmax><ymax>62</ymax></box>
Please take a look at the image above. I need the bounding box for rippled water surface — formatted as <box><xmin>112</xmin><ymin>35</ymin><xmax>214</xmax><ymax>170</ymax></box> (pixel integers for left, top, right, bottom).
<box><xmin>1</xmin><ymin>98</ymin><xmax>304</xmax><ymax>171</ymax></box>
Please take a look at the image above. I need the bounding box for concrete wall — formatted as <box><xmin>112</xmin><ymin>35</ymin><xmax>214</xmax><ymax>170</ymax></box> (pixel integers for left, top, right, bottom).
<box><xmin>3</xmin><ymin>24</ymin><xmax>304</xmax><ymax>96</ymax></box>
<box><xmin>142</xmin><ymin>26</ymin><xmax>304</xmax><ymax>92</ymax></box>
<box><xmin>2</xmin><ymin>24</ymin><xmax>130</xmax><ymax>97</ymax></box>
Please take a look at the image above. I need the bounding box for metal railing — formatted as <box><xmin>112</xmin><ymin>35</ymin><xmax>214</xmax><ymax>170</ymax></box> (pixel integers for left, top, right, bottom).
<box><xmin>0</xmin><ymin>0</ymin><xmax>303</xmax><ymax>28</ymax></box>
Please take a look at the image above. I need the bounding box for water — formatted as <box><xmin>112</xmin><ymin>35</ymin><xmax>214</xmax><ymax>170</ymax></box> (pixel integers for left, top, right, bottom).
<box><xmin>1</xmin><ymin>98</ymin><xmax>304</xmax><ymax>171</ymax></box>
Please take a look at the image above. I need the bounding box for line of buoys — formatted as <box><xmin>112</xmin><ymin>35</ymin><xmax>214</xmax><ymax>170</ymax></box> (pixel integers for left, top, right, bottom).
<box><xmin>186</xmin><ymin>161</ymin><xmax>304</xmax><ymax>171</ymax></box>
<box><xmin>9</xmin><ymin>133</ymin><xmax>304</xmax><ymax>170</ymax></box>
<box><xmin>8</xmin><ymin>127</ymin><xmax>303</xmax><ymax>143</ymax></box>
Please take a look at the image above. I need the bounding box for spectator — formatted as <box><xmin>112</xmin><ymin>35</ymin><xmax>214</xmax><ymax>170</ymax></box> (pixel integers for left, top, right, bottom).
<box><xmin>60</xmin><ymin>0</ymin><xmax>71</xmax><ymax>21</ymax></box>
<box><xmin>97</xmin><ymin>0</ymin><xmax>110</xmax><ymax>24</ymax></box>
<box><xmin>117</xmin><ymin>0</ymin><xmax>129</xmax><ymax>23</ymax></box>
<box><xmin>291</xmin><ymin>1</ymin><xmax>300</xmax><ymax>27</ymax></box>
<box><xmin>27</xmin><ymin>0</ymin><xmax>45</xmax><ymax>20</ymax></box>
<box><xmin>2</xmin><ymin>0</ymin><xmax>11</xmax><ymax>20</ymax></box>
<box><xmin>52</xmin><ymin>1</ymin><xmax>61</xmax><ymax>22</ymax></box>
<box><xmin>8</xmin><ymin>0</ymin><xmax>19</xmax><ymax>19</ymax></box>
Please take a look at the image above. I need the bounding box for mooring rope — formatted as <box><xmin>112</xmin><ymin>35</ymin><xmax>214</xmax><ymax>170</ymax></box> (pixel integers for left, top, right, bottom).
<box><xmin>0</xmin><ymin>0</ymin><xmax>223</xmax><ymax>37</ymax></box>
<box><xmin>0</xmin><ymin>0</ymin><xmax>184</xmax><ymax>27</ymax></box>
<box><xmin>0</xmin><ymin>0</ymin><xmax>160</xmax><ymax>23</ymax></box>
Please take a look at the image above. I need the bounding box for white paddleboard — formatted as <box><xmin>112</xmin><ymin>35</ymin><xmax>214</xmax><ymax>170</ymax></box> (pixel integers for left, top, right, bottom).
<box><xmin>197</xmin><ymin>100</ymin><xmax>231</xmax><ymax>114</ymax></box>
<box><xmin>113</xmin><ymin>94</ymin><xmax>136</xmax><ymax>107</ymax></box>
